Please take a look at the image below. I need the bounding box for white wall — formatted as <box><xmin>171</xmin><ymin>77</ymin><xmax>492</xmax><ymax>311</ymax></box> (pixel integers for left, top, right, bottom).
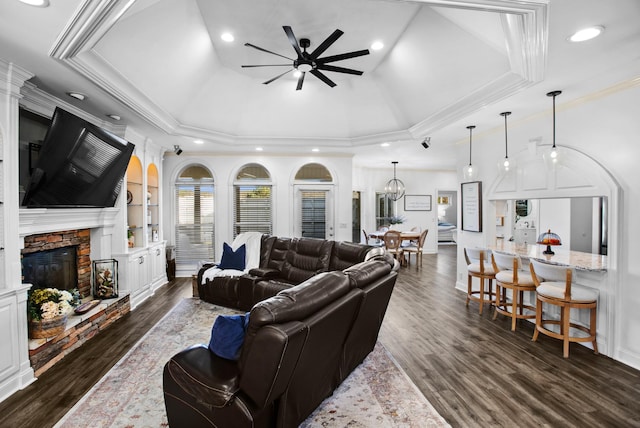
<box><xmin>454</xmin><ymin>80</ymin><xmax>640</xmax><ymax>369</ymax></box>
<box><xmin>162</xmin><ymin>154</ymin><xmax>354</xmax><ymax>265</ymax></box>
<box><xmin>353</xmin><ymin>165</ymin><xmax>458</xmax><ymax>253</ymax></box>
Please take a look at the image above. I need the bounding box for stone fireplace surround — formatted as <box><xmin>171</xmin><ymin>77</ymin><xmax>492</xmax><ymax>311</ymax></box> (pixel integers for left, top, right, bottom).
<box><xmin>18</xmin><ymin>207</ymin><xmax>129</xmax><ymax>375</ymax></box>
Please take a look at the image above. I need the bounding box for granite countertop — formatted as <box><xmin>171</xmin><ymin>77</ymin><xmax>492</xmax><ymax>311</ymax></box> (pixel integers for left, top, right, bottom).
<box><xmin>489</xmin><ymin>240</ymin><xmax>608</xmax><ymax>272</ymax></box>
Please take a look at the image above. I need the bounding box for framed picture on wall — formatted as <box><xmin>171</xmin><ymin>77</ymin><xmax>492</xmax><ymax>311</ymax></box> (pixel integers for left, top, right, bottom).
<box><xmin>404</xmin><ymin>194</ymin><xmax>432</xmax><ymax>211</ymax></box>
<box><xmin>461</xmin><ymin>181</ymin><xmax>482</xmax><ymax>232</ymax></box>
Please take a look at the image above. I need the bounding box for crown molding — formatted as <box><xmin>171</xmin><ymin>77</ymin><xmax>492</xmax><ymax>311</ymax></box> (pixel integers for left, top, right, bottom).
<box><xmin>49</xmin><ymin>0</ymin><xmax>548</xmax><ymax>147</ymax></box>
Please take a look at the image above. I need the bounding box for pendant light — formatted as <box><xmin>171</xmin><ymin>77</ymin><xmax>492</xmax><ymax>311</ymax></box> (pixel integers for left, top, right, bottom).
<box><xmin>462</xmin><ymin>125</ymin><xmax>477</xmax><ymax>180</ymax></box>
<box><xmin>546</xmin><ymin>90</ymin><xmax>562</xmax><ymax>164</ymax></box>
<box><xmin>500</xmin><ymin>111</ymin><xmax>512</xmax><ymax>171</ymax></box>
<box><xmin>385</xmin><ymin>161</ymin><xmax>405</xmax><ymax>201</ymax></box>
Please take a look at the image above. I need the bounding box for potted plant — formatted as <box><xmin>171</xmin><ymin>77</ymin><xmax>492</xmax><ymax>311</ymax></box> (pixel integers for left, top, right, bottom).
<box><xmin>27</xmin><ymin>288</ymin><xmax>80</xmax><ymax>339</ymax></box>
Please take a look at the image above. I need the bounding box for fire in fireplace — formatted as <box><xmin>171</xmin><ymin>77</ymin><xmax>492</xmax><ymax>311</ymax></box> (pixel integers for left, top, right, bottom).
<box><xmin>22</xmin><ymin>246</ymin><xmax>78</xmax><ymax>292</ymax></box>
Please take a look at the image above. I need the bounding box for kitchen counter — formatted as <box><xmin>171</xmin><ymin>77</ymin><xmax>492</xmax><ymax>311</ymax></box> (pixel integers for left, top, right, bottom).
<box><xmin>489</xmin><ymin>240</ymin><xmax>607</xmax><ymax>272</ymax></box>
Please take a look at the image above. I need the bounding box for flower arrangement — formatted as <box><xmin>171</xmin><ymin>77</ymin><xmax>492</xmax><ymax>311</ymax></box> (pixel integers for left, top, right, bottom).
<box><xmin>27</xmin><ymin>288</ymin><xmax>80</xmax><ymax>321</ymax></box>
<box><xmin>389</xmin><ymin>215</ymin><xmax>406</xmax><ymax>225</ymax></box>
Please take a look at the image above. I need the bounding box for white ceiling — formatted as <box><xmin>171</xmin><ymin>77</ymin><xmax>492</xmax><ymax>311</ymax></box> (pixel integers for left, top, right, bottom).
<box><xmin>1</xmin><ymin>0</ymin><xmax>639</xmax><ymax>170</ymax></box>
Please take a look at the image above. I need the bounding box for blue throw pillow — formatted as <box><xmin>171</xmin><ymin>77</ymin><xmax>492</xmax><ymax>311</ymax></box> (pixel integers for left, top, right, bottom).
<box><xmin>208</xmin><ymin>313</ymin><xmax>250</xmax><ymax>360</ymax></box>
<box><xmin>217</xmin><ymin>242</ymin><xmax>246</xmax><ymax>270</ymax></box>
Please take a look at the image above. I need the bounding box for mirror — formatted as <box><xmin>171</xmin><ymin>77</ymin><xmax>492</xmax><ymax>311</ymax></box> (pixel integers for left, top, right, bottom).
<box><xmin>515</xmin><ymin>200</ymin><xmax>531</xmax><ymax>217</ymax></box>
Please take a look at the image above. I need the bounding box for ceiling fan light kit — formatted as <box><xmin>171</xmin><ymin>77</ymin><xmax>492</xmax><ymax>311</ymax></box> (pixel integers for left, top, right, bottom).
<box><xmin>242</xmin><ymin>25</ymin><xmax>370</xmax><ymax>90</ymax></box>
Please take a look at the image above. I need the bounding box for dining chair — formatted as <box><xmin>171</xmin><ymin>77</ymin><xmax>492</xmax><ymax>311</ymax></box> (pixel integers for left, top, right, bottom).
<box><xmin>363</xmin><ymin>229</ymin><xmax>383</xmax><ymax>246</ymax></box>
<box><xmin>383</xmin><ymin>230</ymin><xmax>404</xmax><ymax>265</ymax></box>
<box><xmin>403</xmin><ymin>229</ymin><xmax>428</xmax><ymax>266</ymax></box>
<box><xmin>529</xmin><ymin>259</ymin><xmax>598</xmax><ymax>358</ymax></box>
<box><xmin>464</xmin><ymin>248</ymin><xmax>496</xmax><ymax>315</ymax></box>
<box><xmin>491</xmin><ymin>251</ymin><xmax>536</xmax><ymax>331</ymax></box>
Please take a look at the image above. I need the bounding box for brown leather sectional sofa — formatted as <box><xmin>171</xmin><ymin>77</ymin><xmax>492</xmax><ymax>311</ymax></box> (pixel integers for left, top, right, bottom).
<box><xmin>163</xmin><ymin>238</ymin><xmax>399</xmax><ymax>428</ymax></box>
<box><xmin>197</xmin><ymin>235</ymin><xmax>376</xmax><ymax>310</ymax></box>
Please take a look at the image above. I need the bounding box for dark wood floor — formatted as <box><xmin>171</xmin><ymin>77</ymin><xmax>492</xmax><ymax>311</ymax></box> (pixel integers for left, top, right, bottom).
<box><xmin>1</xmin><ymin>245</ymin><xmax>639</xmax><ymax>427</ymax></box>
<box><xmin>379</xmin><ymin>245</ymin><xmax>640</xmax><ymax>428</ymax></box>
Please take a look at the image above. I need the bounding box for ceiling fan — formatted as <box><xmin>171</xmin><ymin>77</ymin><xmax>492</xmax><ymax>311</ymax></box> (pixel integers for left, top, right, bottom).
<box><xmin>242</xmin><ymin>26</ymin><xmax>370</xmax><ymax>90</ymax></box>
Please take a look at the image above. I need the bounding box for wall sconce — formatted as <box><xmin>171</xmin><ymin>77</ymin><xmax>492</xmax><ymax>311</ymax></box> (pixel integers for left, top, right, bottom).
<box><xmin>174</xmin><ymin>145</ymin><xmax>183</xmax><ymax>155</ymax></box>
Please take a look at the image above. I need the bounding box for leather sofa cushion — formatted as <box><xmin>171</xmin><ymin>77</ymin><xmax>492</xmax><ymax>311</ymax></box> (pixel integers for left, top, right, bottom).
<box><xmin>251</xmin><ymin>279</ymin><xmax>295</xmax><ymax>303</ymax></box>
<box><xmin>247</xmin><ymin>267</ymin><xmax>280</xmax><ymax>278</ymax></box>
<box><xmin>280</xmin><ymin>238</ymin><xmax>333</xmax><ymax>283</ymax></box>
<box><xmin>248</xmin><ymin>271</ymin><xmax>350</xmax><ymax>331</ymax></box>
<box><xmin>165</xmin><ymin>344</ymin><xmax>241</xmax><ymax>408</ymax></box>
<box><xmin>265</xmin><ymin>237</ymin><xmax>291</xmax><ymax>271</ymax></box>
<box><xmin>330</xmin><ymin>241</ymin><xmax>373</xmax><ymax>271</ymax></box>
<box><xmin>344</xmin><ymin>260</ymin><xmax>392</xmax><ymax>289</ymax></box>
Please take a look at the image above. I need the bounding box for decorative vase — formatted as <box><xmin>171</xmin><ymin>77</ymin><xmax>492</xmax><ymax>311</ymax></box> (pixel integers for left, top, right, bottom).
<box><xmin>29</xmin><ymin>315</ymin><xmax>68</xmax><ymax>339</ymax></box>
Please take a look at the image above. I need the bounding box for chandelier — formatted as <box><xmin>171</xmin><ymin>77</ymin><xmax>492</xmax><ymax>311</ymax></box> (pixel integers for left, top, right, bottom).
<box><xmin>385</xmin><ymin>161</ymin><xmax>405</xmax><ymax>201</ymax></box>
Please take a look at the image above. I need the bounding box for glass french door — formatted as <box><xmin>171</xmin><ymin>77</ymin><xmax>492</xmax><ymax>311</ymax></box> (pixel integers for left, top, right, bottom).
<box><xmin>294</xmin><ymin>186</ymin><xmax>334</xmax><ymax>239</ymax></box>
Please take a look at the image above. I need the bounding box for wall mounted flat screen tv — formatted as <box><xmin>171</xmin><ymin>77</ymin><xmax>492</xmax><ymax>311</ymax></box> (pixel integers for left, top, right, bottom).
<box><xmin>22</xmin><ymin>107</ymin><xmax>135</xmax><ymax>208</ymax></box>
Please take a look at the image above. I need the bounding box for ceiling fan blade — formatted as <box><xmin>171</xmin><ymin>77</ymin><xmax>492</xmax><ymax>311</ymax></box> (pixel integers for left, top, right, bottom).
<box><xmin>310</xmin><ymin>69</ymin><xmax>336</xmax><ymax>88</ymax></box>
<box><xmin>263</xmin><ymin>69</ymin><xmax>293</xmax><ymax>85</ymax></box>
<box><xmin>283</xmin><ymin>26</ymin><xmax>303</xmax><ymax>57</ymax></box>
<box><xmin>317</xmin><ymin>49</ymin><xmax>370</xmax><ymax>64</ymax></box>
<box><xmin>316</xmin><ymin>64</ymin><xmax>364</xmax><ymax>75</ymax></box>
<box><xmin>310</xmin><ymin>29</ymin><xmax>343</xmax><ymax>59</ymax></box>
<box><xmin>241</xmin><ymin>64</ymin><xmax>292</xmax><ymax>68</ymax></box>
<box><xmin>296</xmin><ymin>72</ymin><xmax>305</xmax><ymax>91</ymax></box>
<box><xmin>245</xmin><ymin>43</ymin><xmax>294</xmax><ymax>61</ymax></box>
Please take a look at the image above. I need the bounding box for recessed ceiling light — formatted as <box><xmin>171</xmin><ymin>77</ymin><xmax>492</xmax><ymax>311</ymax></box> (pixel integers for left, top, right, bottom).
<box><xmin>569</xmin><ymin>26</ymin><xmax>604</xmax><ymax>42</ymax></box>
<box><xmin>371</xmin><ymin>41</ymin><xmax>384</xmax><ymax>51</ymax></box>
<box><xmin>221</xmin><ymin>33</ymin><xmax>234</xmax><ymax>42</ymax></box>
<box><xmin>18</xmin><ymin>0</ymin><xmax>49</xmax><ymax>7</ymax></box>
<box><xmin>311</xmin><ymin>148</ymin><xmax>319</xmax><ymax>152</ymax></box>
<box><xmin>67</xmin><ymin>92</ymin><xmax>86</xmax><ymax>101</ymax></box>
<box><xmin>107</xmin><ymin>114</ymin><xmax>121</xmax><ymax>121</ymax></box>
<box><xmin>381</xmin><ymin>142</ymin><xmax>390</xmax><ymax>147</ymax></box>
<box><xmin>194</xmin><ymin>139</ymin><xmax>204</xmax><ymax>145</ymax></box>
<box><xmin>256</xmin><ymin>147</ymin><xmax>263</xmax><ymax>151</ymax></box>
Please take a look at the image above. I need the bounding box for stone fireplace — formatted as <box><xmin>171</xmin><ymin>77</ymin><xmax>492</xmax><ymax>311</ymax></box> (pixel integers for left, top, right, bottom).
<box><xmin>18</xmin><ymin>207</ymin><xmax>130</xmax><ymax>376</ymax></box>
<box><xmin>21</xmin><ymin>229</ymin><xmax>91</xmax><ymax>297</ymax></box>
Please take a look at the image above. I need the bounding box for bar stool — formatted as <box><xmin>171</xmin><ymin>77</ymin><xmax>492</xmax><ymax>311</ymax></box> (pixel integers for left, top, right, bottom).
<box><xmin>464</xmin><ymin>248</ymin><xmax>496</xmax><ymax>315</ymax></box>
<box><xmin>491</xmin><ymin>252</ymin><xmax>536</xmax><ymax>331</ymax></box>
<box><xmin>529</xmin><ymin>259</ymin><xmax>599</xmax><ymax>358</ymax></box>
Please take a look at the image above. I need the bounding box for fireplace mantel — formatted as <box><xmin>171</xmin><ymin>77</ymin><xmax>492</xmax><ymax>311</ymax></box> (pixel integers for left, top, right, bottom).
<box><xmin>19</xmin><ymin>207</ymin><xmax>119</xmax><ymax>238</ymax></box>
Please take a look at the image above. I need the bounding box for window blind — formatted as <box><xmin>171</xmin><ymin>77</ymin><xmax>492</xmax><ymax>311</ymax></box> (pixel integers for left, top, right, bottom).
<box><xmin>301</xmin><ymin>190</ymin><xmax>326</xmax><ymax>238</ymax></box>
<box><xmin>233</xmin><ymin>185</ymin><xmax>272</xmax><ymax>237</ymax></box>
<box><xmin>175</xmin><ymin>183</ymin><xmax>214</xmax><ymax>264</ymax></box>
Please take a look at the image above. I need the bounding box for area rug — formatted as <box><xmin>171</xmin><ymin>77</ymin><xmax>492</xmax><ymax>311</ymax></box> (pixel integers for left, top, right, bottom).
<box><xmin>54</xmin><ymin>298</ymin><xmax>449</xmax><ymax>428</ymax></box>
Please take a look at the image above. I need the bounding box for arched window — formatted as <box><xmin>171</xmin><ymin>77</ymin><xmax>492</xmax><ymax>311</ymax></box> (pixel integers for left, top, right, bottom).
<box><xmin>175</xmin><ymin>165</ymin><xmax>214</xmax><ymax>266</ymax></box>
<box><xmin>234</xmin><ymin>163</ymin><xmax>273</xmax><ymax>237</ymax></box>
<box><xmin>294</xmin><ymin>163</ymin><xmax>332</xmax><ymax>181</ymax></box>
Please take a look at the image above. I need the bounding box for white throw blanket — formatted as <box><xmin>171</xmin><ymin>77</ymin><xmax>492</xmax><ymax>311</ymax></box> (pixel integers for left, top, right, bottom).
<box><xmin>201</xmin><ymin>232</ymin><xmax>263</xmax><ymax>282</ymax></box>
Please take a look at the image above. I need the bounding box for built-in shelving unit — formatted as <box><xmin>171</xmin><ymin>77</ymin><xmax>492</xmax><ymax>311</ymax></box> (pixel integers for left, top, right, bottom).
<box><xmin>147</xmin><ymin>163</ymin><xmax>159</xmax><ymax>245</ymax></box>
<box><xmin>126</xmin><ymin>156</ymin><xmax>143</xmax><ymax>249</ymax></box>
<box><xmin>115</xmin><ymin>148</ymin><xmax>166</xmax><ymax>309</ymax></box>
